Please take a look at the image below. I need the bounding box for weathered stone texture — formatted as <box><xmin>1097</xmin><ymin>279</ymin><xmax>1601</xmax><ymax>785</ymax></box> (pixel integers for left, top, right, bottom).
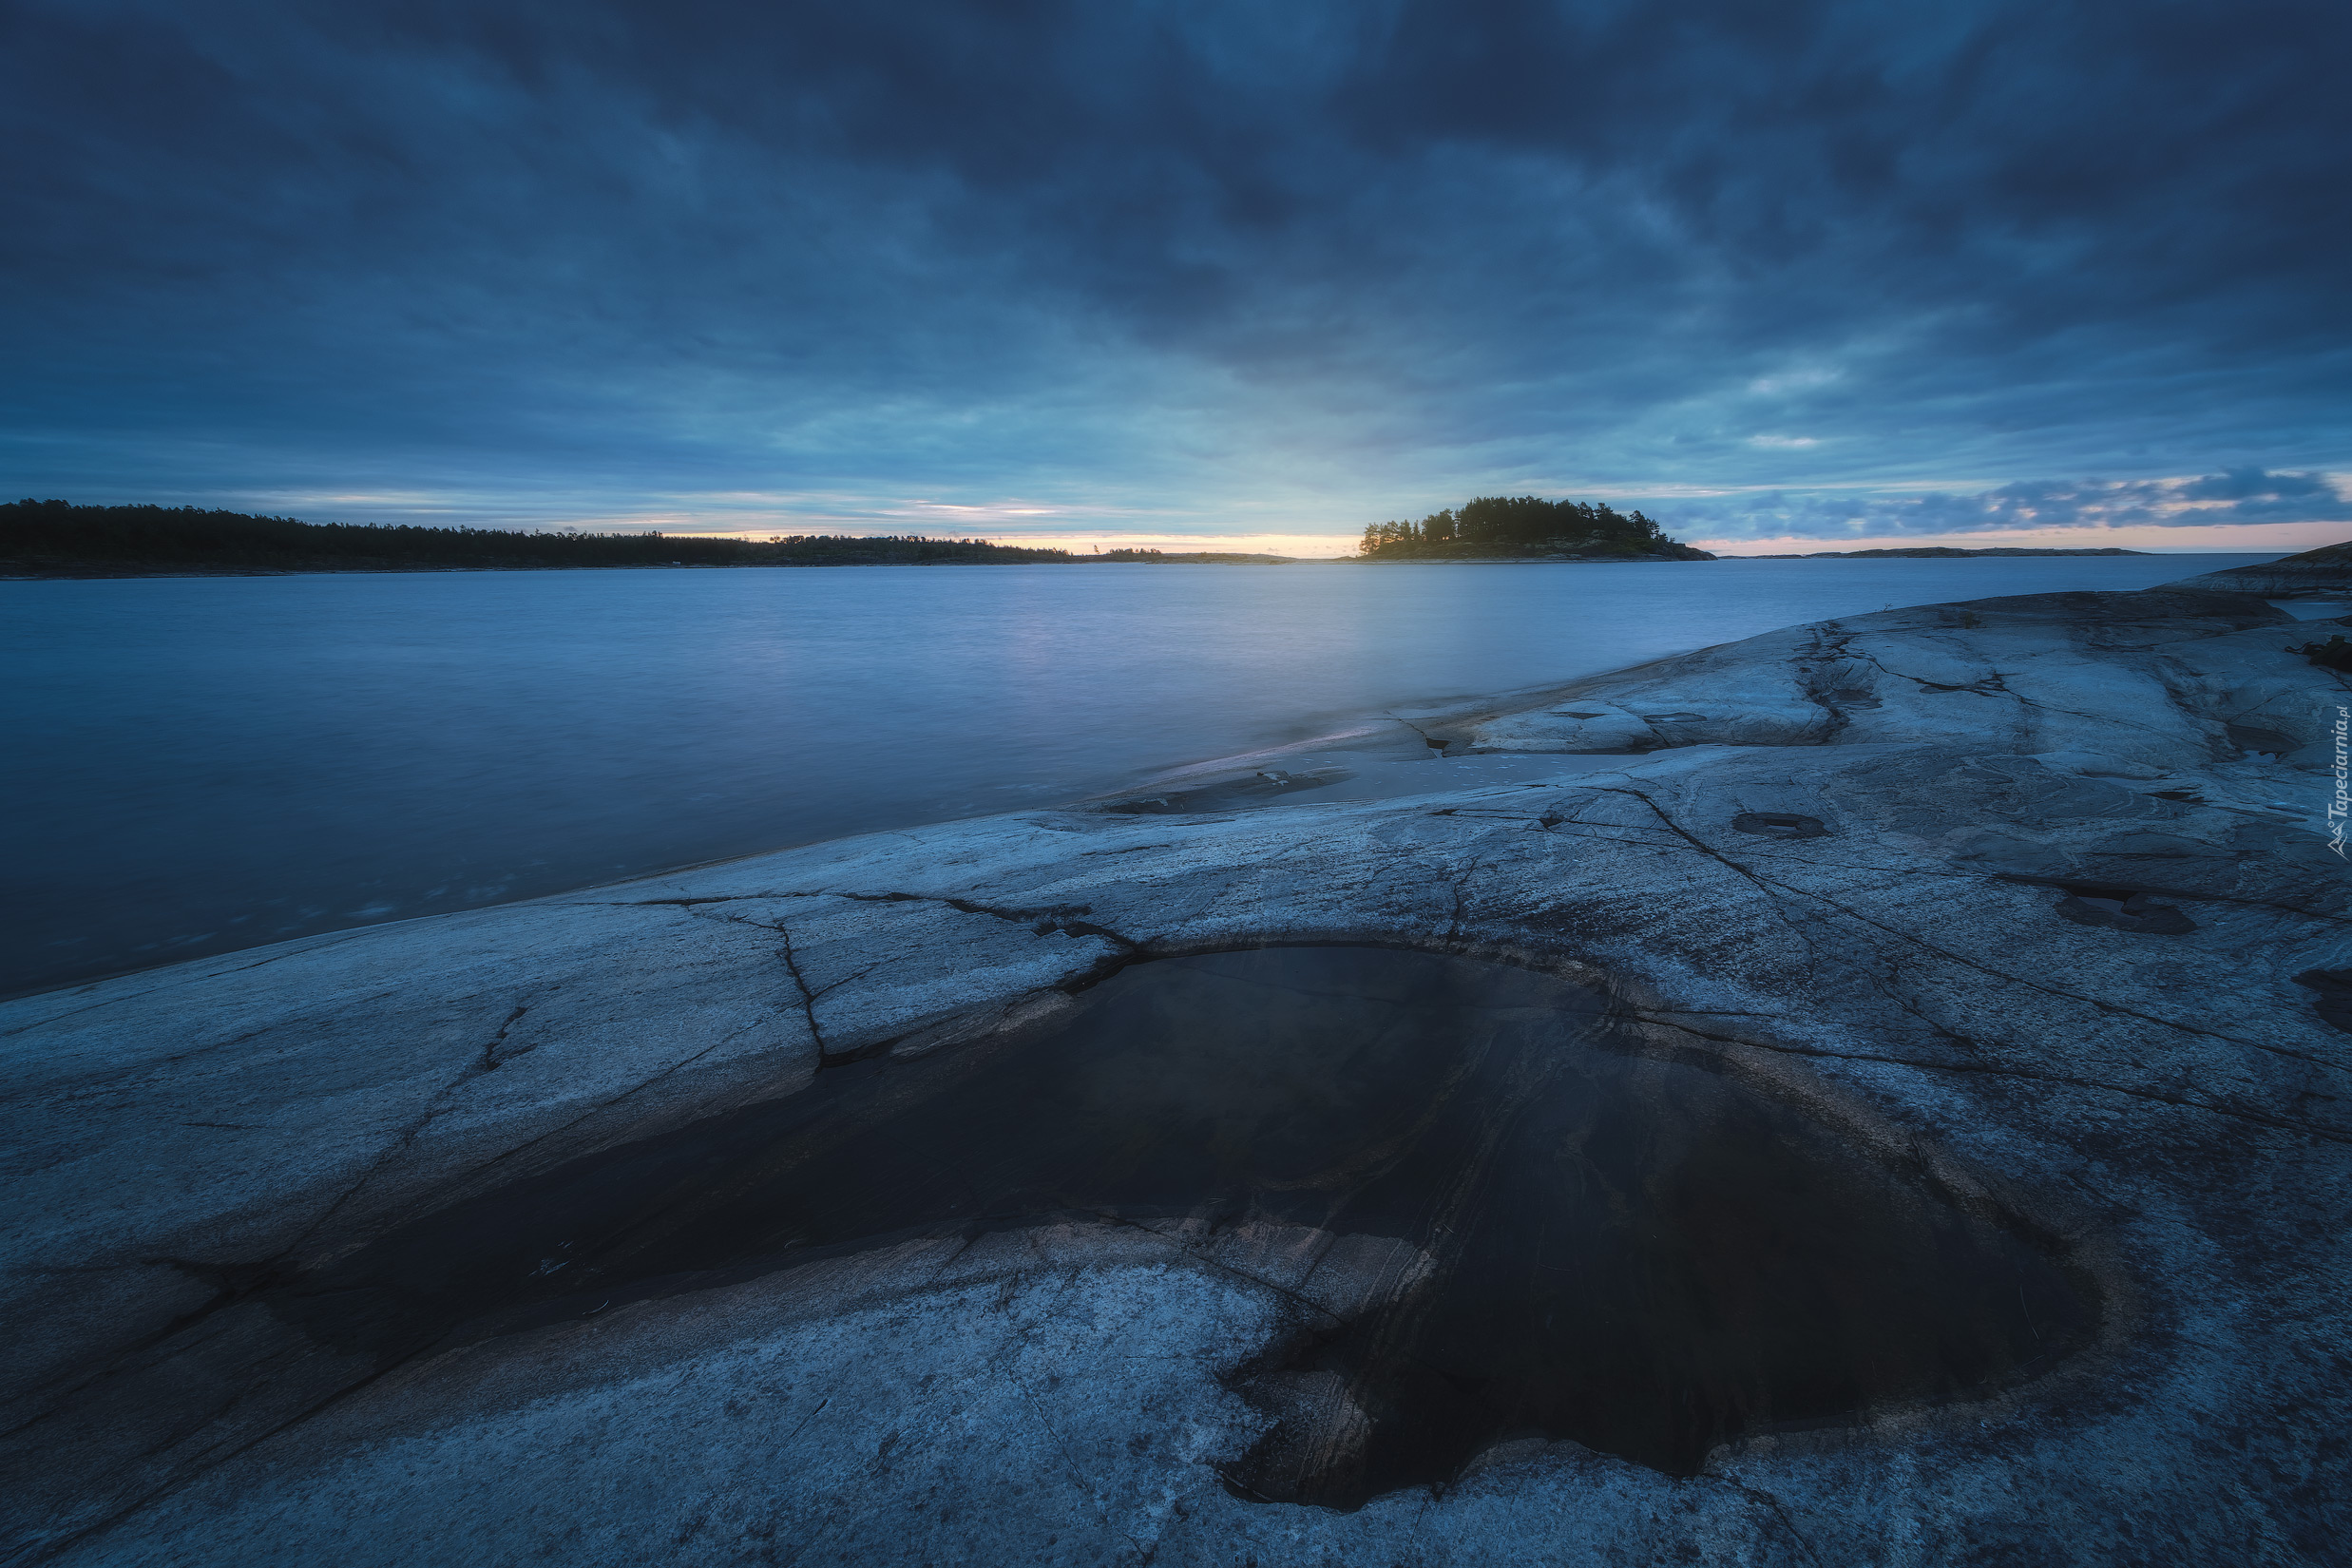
<box><xmin>3</xmin><ymin>588</ymin><xmax>2344</xmax><ymax>1565</ymax></box>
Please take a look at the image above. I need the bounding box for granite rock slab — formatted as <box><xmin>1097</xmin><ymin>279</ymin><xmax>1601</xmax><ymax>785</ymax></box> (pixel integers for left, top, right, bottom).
<box><xmin>3</xmin><ymin>587</ymin><xmax>2346</xmax><ymax>1565</ymax></box>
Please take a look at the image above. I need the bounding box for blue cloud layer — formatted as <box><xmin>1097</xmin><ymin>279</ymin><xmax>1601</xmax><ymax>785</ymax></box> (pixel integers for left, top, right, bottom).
<box><xmin>1660</xmin><ymin>468</ymin><xmax>2352</xmax><ymax>543</ymax></box>
<box><xmin>4</xmin><ymin>1</ymin><xmax>2345</xmax><ymax>541</ymax></box>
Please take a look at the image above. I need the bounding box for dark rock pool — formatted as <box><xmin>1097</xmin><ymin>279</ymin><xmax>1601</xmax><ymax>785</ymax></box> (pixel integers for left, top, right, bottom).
<box><xmin>283</xmin><ymin>947</ymin><xmax>2092</xmax><ymax>1506</ymax></box>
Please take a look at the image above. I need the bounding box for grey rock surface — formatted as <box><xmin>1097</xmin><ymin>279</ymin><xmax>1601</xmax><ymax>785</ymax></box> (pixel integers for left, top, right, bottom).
<box><xmin>3</xmin><ymin>587</ymin><xmax>2347</xmax><ymax>1565</ymax></box>
<box><xmin>2165</xmin><ymin>540</ymin><xmax>2352</xmax><ymax>599</ymax></box>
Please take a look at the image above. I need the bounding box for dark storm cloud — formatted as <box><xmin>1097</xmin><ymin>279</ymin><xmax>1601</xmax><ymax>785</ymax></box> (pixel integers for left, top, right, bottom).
<box><xmin>4</xmin><ymin>1</ymin><xmax>2346</xmax><ymax>539</ymax></box>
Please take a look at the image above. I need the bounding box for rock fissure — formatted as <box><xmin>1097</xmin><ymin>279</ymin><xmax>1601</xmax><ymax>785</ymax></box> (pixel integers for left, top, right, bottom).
<box><xmin>772</xmin><ymin>924</ymin><xmax>832</xmax><ymax>1062</ymax></box>
<box><xmin>16</xmin><ymin>1352</ymin><xmax>416</xmax><ymax>1568</ymax></box>
<box><xmin>830</xmin><ymin>889</ymin><xmax>1144</xmax><ymax>951</ymax></box>
<box><xmin>1776</xmin><ymin>881</ymin><xmax>2333</xmax><ymax>1064</ymax></box>
<box><xmin>17</xmin><ymin>1005</ymin><xmax>387</xmax><ymax>1097</ymax></box>
<box><xmin>476</xmin><ymin>1004</ymin><xmax>532</xmax><ymax>1072</ymax></box>
<box><xmin>1598</xmin><ymin>785</ymin><xmax>2330</xmax><ymax>1065</ymax></box>
<box><xmin>391</xmin><ymin>1019</ymin><xmax>782</xmax><ymax>1208</ymax></box>
<box><xmin>0</xmin><ymin>930</ymin><xmax>392</xmax><ymax>1040</ymax></box>
<box><xmin>1711</xmin><ymin>1478</ymin><xmax>1829</xmax><ymax>1568</ymax></box>
<box><xmin>277</xmin><ymin>1017</ymin><xmax>542</xmax><ymax>1259</ymax></box>
<box><xmin>1012</xmin><ymin>1378</ymin><xmax>1154</xmax><ymax>1566</ymax></box>
<box><xmin>1790</xmin><ymin>625</ymin><xmax>1860</xmax><ymax>741</ymax></box>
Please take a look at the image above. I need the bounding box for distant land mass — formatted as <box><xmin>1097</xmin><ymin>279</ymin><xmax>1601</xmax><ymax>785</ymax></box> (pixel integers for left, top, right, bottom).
<box><xmin>1747</xmin><ymin>546</ymin><xmax>2149</xmax><ymax>558</ymax></box>
<box><xmin>1097</xmin><ymin>549</ymin><xmax>1299</xmax><ymax>564</ymax></box>
<box><xmin>0</xmin><ymin>500</ymin><xmax>2195</xmax><ymax>577</ymax></box>
<box><xmin>1354</xmin><ymin>496</ymin><xmax>1714</xmax><ymax>562</ymax></box>
<box><xmin>0</xmin><ymin>501</ymin><xmax>1311</xmax><ymax>576</ymax></box>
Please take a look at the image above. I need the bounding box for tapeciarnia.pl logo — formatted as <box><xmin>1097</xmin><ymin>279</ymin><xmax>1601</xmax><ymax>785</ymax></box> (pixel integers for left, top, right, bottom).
<box><xmin>2331</xmin><ymin>705</ymin><xmax>2348</xmax><ymax>859</ymax></box>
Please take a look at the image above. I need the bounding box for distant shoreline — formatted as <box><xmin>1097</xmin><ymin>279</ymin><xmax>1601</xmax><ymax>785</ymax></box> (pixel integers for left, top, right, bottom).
<box><xmin>7</xmin><ymin>501</ymin><xmax>2286</xmax><ymax>578</ymax></box>
<box><xmin>0</xmin><ymin>555</ymin><xmax>1320</xmax><ymax>580</ymax></box>
<box><xmin>1731</xmin><ymin>545</ymin><xmax>2149</xmax><ymax>559</ymax></box>
<box><xmin>1</xmin><ymin>500</ymin><xmax>1323</xmax><ymax>578</ymax></box>
<box><xmin>10</xmin><ymin>547</ymin><xmax>2294</xmax><ymax>582</ymax></box>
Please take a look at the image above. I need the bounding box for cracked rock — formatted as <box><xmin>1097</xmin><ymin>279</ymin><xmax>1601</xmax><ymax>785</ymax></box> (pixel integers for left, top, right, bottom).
<box><xmin>2</xmin><ymin>585</ymin><xmax>2347</xmax><ymax>1566</ymax></box>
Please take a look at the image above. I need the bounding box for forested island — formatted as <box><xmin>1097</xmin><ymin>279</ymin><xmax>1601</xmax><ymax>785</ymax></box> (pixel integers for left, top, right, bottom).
<box><xmin>1355</xmin><ymin>496</ymin><xmax>1713</xmax><ymax>561</ymax></box>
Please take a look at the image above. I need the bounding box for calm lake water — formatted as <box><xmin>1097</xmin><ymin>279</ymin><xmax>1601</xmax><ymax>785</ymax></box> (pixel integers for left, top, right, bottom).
<box><xmin>6</xmin><ymin>554</ymin><xmax>2285</xmax><ymax>997</ymax></box>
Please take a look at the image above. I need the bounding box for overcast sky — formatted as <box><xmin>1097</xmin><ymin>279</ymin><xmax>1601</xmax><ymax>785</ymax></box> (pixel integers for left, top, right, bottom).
<box><xmin>6</xmin><ymin>0</ymin><xmax>2346</xmax><ymax>553</ymax></box>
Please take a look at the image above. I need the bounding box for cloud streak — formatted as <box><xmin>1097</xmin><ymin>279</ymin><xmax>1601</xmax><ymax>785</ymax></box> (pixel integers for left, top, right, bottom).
<box><xmin>1661</xmin><ymin>468</ymin><xmax>2352</xmax><ymax>543</ymax></box>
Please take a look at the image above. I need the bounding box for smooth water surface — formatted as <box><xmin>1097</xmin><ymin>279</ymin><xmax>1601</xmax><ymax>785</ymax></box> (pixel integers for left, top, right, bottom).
<box><xmin>6</xmin><ymin>554</ymin><xmax>2278</xmax><ymax>995</ymax></box>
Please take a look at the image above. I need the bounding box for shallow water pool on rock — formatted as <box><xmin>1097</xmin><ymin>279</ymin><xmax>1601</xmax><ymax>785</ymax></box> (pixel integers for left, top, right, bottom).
<box><xmin>286</xmin><ymin>947</ymin><xmax>2092</xmax><ymax>1506</ymax></box>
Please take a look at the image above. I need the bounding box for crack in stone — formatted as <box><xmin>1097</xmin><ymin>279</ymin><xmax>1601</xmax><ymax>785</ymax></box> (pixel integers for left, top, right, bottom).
<box><xmin>20</xmin><ymin>1354</ymin><xmax>421</xmax><ymax>1567</ymax></box>
<box><xmin>1708</xmin><ymin>1477</ymin><xmax>1828</xmax><ymax>1568</ymax></box>
<box><xmin>1560</xmin><ymin>792</ymin><xmax>1842</xmax><ymax>997</ymax></box>
<box><xmin>773</xmin><ymin>924</ymin><xmax>832</xmax><ymax>1063</ymax></box>
<box><xmin>2001</xmin><ymin>685</ymin><xmax>2178</xmax><ymax>736</ymax></box>
<box><xmin>1015</xmin><ymin>1374</ymin><xmax>1157</xmax><ymax>1565</ymax></box>
<box><xmin>0</xmin><ymin>1283</ymin><xmax>260</xmax><ymax>1448</ymax></box>
<box><xmin>0</xmin><ymin>930</ymin><xmax>391</xmax><ymax>1039</ymax></box>
<box><xmin>1791</xmin><ymin>624</ymin><xmax>1859</xmax><ymax>742</ymax></box>
<box><xmin>1843</xmin><ymin>643</ymin><xmax>2011</xmax><ymax>705</ymax></box>
<box><xmin>1787</xmin><ymin>877</ymin><xmax>2335</xmax><ymax>1064</ymax></box>
<box><xmin>1861</xmin><ymin>968</ymin><xmax>1987</xmax><ymax>1059</ymax></box>
<box><xmin>830</xmin><ymin>890</ymin><xmax>1144</xmax><ymax>952</ymax></box>
<box><xmin>1385</xmin><ymin>711</ymin><xmax>1453</xmax><ymax>752</ymax></box>
<box><xmin>622</xmin><ymin>893</ymin><xmax>792</xmax><ymax>906</ymax></box>
<box><xmin>476</xmin><ymin>1004</ymin><xmax>532</xmax><ymax>1072</ymax></box>
<box><xmin>641</xmin><ymin>887</ymin><xmax>1151</xmax><ymax>958</ymax></box>
<box><xmin>3</xmin><ymin>1003</ymin><xmax>807</xmax><ymax>1550</ymax></box>
<box><xmin>372</xmin><ymin>1014</ymin><xmax>791</xmax><ymax>1219</ymax></box>
<box><xmin>1590</xmin><ymin>786</ymin><xmax>2341</xmax><ymax>1069</ymax></box>
<box><xmin>1443</xmin><ymin>861</ymin><xmax>1482</xmax><ymax>947</ymax></box>
<box><xmin>280</xmin><ymin>1020</ymin><xmax>529</xmax><ymax>1259</ymax></box>
<box><xmin>12</xmin><ymin>1000</ymin><xmax>395</xmax><ymax>1100</ymax></box>
<box><xmin>686</xmin><ymin>894</ymin><xmax>1152</xmax><ymax>1067</ymax></box>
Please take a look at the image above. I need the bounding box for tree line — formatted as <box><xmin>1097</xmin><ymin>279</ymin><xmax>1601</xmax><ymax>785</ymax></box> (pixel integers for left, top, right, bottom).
<box><xmin>1358</xmin><ymin>495</ymin><xmax>1696</xmax><ymax>558</ymax></box>
<box><xmin>0</xmin><ymin>501</ymin><xmax>1082</xmax><ymax>572</ymax></box>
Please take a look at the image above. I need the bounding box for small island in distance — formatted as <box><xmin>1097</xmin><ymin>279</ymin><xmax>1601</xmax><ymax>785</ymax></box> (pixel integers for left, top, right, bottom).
<box><xmin>1348</xmin><ymin>497</ymin><xmax>2149</xmax><ymax>561</ymax></box>
<box><xmin>1353</xmin><ymin>495</ymin><xmax>1716</xmax><ymax>561</ymax></box>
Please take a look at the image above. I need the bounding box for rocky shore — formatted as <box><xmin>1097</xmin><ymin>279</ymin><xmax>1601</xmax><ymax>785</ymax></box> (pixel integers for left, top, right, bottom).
<box><xmin>2165</xmin><ymin>540</ymin><xmax>2352</xmax><ymax>600</ymax></box>
<box><xmin>4</xmin><ymin>582</ymin><xmax>2346</xmax><ymax>1565</ymax></box>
